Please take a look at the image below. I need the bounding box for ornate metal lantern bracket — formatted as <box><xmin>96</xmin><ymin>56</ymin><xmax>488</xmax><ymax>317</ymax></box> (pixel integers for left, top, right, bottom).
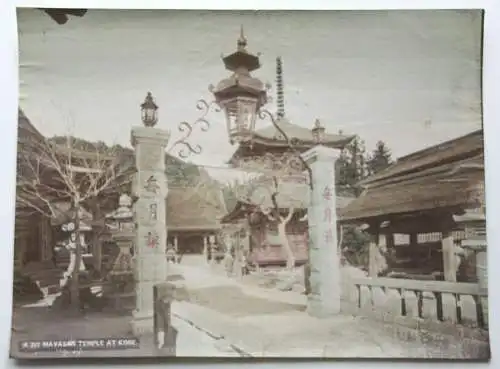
<box><xmin>168</xmin><ymin>99</ymin><xmax>220</xmax><ymax>159</ymax></box>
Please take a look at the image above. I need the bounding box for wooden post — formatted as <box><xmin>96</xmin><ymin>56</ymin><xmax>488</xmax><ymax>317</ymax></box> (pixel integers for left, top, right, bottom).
<box><xmin>90</xmin><ymin>200</ymin><xmax>103</xmax><ymax>272</ymax></box>
<box><xmin>154</xmin><ymin>283</ymin><xmax>177</xmax><ymax>355</ymax></box>
<box><xmin>368</xmin><ymin>224</ymin><xmax>380</xmax><ymax>277</ymax></box>
<box><xmin>203</xmin><ymin>236</ymin><xmax>208</xmax><ymax>262</ymax></box>
<box><xmin>409</xmin><ymin>233</ymin><xmax>418</xmax><ymax>247</ymax></box>
<box><xmin>39</xmin><ymin>217</ymin><xmax>51</xmax><ymax>262</ymax></box>
<box><xmin>442</xmin><ymin>230</ymin><xmax>457</xmax><ymax>282</ymax></box>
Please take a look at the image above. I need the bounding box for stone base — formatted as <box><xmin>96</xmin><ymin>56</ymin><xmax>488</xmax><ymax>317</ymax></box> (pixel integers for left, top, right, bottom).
<box><xmin>307</xmin><ymin>296</ymin><xmax>341</xmax><ymax>318</ymax></box>
<box><xmin>131</xmin><ymin>310</ymin><xmax>154</xmax><ymax>336</ymax></box>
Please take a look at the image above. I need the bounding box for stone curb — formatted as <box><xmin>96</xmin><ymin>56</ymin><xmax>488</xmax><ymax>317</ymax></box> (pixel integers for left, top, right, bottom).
<box><xmin>171</xmin><ymin>311</ymin><xmax>253</xmax><ymax>357</ymax></box>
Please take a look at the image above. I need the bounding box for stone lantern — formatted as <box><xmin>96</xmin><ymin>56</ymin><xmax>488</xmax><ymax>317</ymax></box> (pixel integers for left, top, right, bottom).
<box><xmin>453</xmin><ymin>180</ymin><xmax>487</xmax><ymax>327</ymax></box>
<box><xmin>105</xmin><ymin>193</ymin><xmax>136</xmax><ymax>311</ymax></box>
<box><xmin>453</xmin><ymin>208</ymin><xmax>487</xmax><ymax>288</ymax></box>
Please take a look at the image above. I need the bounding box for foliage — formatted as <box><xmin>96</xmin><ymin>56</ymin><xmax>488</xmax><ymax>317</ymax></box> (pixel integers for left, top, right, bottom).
<box><xmin>341</xmin><ymin>225</ymin><xmax>371</xmax><ymax>269</ymax></box>
<box><xmin>366</xmin><ymin>140</ymin><xmax>393</xmax><ymax>176</ymax></box>
<box><xmin>336</xmin><ymin>137</ymin><xmax>393</xmax><ymax>196</ymax></box>
<box><xmin>221</xmin><ymin>181</ymin><xmax>240</xmax><ymax>212</ymax></box>
<box><xmin>49</xmin><ymin>136</ymin><xmax>201</xmax><ymax>188</ymax></box>
<box><xmin>336</xmin><ymin>135</ymin><xmax>367</xmax><ymax>196</ymax></box>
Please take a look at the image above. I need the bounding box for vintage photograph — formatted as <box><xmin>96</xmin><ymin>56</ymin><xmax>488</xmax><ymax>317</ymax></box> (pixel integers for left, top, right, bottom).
<box><xmin>11</xmin><ymin>8</ymin><xmax>488</xmax><ymax>359</ymax></box>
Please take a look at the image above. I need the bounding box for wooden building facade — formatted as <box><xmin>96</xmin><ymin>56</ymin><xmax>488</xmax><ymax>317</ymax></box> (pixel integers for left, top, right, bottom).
<box><xmin>15</xmin><ymin>110</ymin><xmax>227</xmax><ymax>275</ymax></box>
<box><xmin>338</xmin><ymin>129</ymin><xmax>486</xmax><ymax>282</ymax></box>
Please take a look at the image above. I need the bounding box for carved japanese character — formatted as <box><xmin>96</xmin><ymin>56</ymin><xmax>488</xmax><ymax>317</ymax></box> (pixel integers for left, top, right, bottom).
<box><xmin>324</xmin><ymin>207</ymin><xmax>332</xmax><ymax>223</ymax></box>
<box><xmin>324</xmin><ymin>228</ymin><xmax>334</xmax><ymax>243</ymax></box>
<box><xmin>144</xmin><ymin>175</ymin><xmax>160</xmax><ymax>194</ymax></box>
<box><xmin>150</xmin><ymin>203</ymin><xmax>158</xmax><ymax>221</ymax></box>
<box><xmin>146</xmin><ymin>231</ymin><xmax>159</xmax><ymax>248</ymax></box>
<box><xmin>322</xmin><ymin>186</ymin><xmax>333</xmax><ymax>200</ymax></box>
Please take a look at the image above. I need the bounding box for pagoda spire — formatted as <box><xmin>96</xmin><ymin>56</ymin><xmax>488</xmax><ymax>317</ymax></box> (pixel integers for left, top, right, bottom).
<box><xmin>276</xmin><ymin>56</ymin><xmax>285</xmax><ymax>118</ymax></box>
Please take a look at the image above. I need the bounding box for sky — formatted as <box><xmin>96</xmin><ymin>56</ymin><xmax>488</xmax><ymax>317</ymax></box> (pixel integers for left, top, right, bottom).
<box><xmin>17</xmin><ymin>9</ymin><xmax>483</xmax><ymax>181</ymax></box>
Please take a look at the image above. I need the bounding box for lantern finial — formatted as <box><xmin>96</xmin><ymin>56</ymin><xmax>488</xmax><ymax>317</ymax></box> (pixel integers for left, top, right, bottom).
<box><xmin>237</xmin><ymin>25</ymin><xmax>247</xmax><ymax>51</ymax></box>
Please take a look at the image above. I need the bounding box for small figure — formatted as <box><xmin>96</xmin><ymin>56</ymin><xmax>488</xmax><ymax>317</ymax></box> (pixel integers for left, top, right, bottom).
<box><xmin>166</xmin><ymin>246</ymin><xmax>177</xmax><ymax>264</ymax></box>
<box><xmin>223</xmin><ymin>252</ymin><xmax>234</xmax><ymax>277</ymax></box>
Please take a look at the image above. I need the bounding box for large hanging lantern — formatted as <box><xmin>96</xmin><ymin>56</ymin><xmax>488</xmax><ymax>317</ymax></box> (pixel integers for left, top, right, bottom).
<box><xmin>141</xmin><ymin>92</ymin><xmax>158</xmax><ymax>127</ymax></box>
<box><xmin>211</xmin><ymin>27</ymin><xmax>267</xmax><ymax>145</ymax></box>
<box><xmin>219</xmin><ymin>94</ymin><xmax>261</xmax><ymax>144</ymax></box>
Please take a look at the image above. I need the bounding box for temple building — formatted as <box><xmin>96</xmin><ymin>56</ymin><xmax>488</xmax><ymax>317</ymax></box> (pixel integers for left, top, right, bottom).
<box><xmin>14</xmin><ymin>109</ymin><xmax>226</xmax><ymax>292</ymax></box>
<box><xmin>219</xmin><ymin>33</ymin><xmax>354</xmax><ymax>267</ymax></box>
<box><xmin>166</xmin><ymin>170</ymin><xmax>227</xmax><ymax>255</ymax></box>
<box><xmin>338</xmin><ymin>129</ymin><xmax>486</xmax><ymax>282</ymax></box>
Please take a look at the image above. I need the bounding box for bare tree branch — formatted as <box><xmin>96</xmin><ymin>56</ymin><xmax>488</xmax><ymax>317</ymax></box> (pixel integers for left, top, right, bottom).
<box><xmin>17</xmin><ymin>133</ymin><xmax>130</xmax><ymax>221</ymax></box>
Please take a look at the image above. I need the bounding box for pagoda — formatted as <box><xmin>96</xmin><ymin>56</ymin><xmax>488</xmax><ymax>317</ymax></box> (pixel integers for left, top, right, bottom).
<box><xmin>220</xmin><ymin>34</ymin><xmax>355</xmax><ymax>268</ymax></box>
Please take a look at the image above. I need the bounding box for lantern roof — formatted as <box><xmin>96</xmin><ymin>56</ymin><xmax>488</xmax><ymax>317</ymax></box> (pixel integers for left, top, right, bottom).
<box><xmin>211</xmin><ymin>73</ymin><xmax>267</xmax><ymax>102</ymax></box>
<box><xmin>212</xmin><ymin>27</ymin><xmax>268</xmax><ymax>103</ymax></box>
<box><xmin>141</xmin><ymin>92</ymin><xmax>158</xmax><ymax>111</ymax></box>
<box><xmin>221</xmin><ymin>26</ymin><xmax>261</xmax><ymax>73</ymax></box>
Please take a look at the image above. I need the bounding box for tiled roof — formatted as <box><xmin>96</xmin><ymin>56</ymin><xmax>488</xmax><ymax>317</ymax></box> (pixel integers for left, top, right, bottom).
<box><xmin>167</xmin><ymin>182</ymin><xmax>227</xmax><ymax>231</ymax></box>
<box><xmin>360</xmin><ymin>130</ymin><xmax>483</xmax><ymax>187</ymax></box>
<box><xmin>253</xmin><ymin>116</ymin><xmax>353</xmax><ymax>147</ymax></box>
<box><xmin>339</xmin><ymin>130</ymin><xmax>485</xmax><ymax>223</ymax></box>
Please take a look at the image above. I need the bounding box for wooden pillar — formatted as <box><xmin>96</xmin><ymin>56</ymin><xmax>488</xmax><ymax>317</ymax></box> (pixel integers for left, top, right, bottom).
<box><xmin>209</xmin><ymin>234</ymin><xmax>216</xmax><ymax>265</ymax></box>
<box><xmin>368</xmin><ymin>224</ymin><xmax>380</xmax><ymax>277</ymax></box>
<box><xmin>386</xmin><ymin>232</ymin><xmax>395</xmax><ymax>248</ymax></box>
<box><xmin>409</xmin><ymin>233</ymin><xmax>418</xmax><ymax>247</ymax></box>
<box><xmin>39</xmin><ymin>217</ymin><xmax>53</xmax><ymax>262</ymax></box>
<box><xmin>14</xmin><ymin>233</ymin><xmax>28</xmax><ymax>269</ymax></box>
<box><xmin>442</xmin><ymin>230</ymin><xmax>457</xmax><ymax>282</ymax></box>
<box><xmin>90</xmin><ymin>201</ymin><xmax>103</xmax><ymax>272</ymax></box>
<box><xmin>203</xmin><ymin>236</ymin><xmax>208</xmax><ymax>261</ymax></box>
<box><xmin>173</xmin><ymin>235</ymin><xmax>178</xmax><ymax>252</ymax></box>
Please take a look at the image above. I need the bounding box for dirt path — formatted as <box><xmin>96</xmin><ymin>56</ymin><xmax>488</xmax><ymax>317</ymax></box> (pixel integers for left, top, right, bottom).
<box><xmin>187</xmin><ymin>285</ymin><xmax>305</xmax><ymax>317</ymax></box>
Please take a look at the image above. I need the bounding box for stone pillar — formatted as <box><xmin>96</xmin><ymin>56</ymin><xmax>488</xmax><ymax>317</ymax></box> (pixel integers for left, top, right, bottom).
<box><xmin>301</xmin><ymin>145</ymin><xmax>341</xmax><ymax>318</ymax></box>
<box><xmin>130</xmin><ymin>126</ymin><xmax>170</xmax><ymax>335</ymax></box>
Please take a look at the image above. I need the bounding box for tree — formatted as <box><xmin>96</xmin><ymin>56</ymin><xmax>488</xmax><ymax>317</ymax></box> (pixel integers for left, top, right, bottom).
<box><xmin>231</xmin><ymin>153</ymin><xmax>305</xmax><ymax>270</ymax></box>
<box><xmin>16</xmin><ymin>134</ymin><xmax>132</xmax><ymax>311</ymax></box>
<box><xmin>49</xmin><ymin>135</ymin><xmax>202</xmax><ymax>272</ymax></box>
<box><xmin>336</xmin><ymin>135</ymin><xmax>368</xmax><ymax>196</ymax></box>
<box><xmin>366</xmin><ymin>140</ymin><xmax>393</xmax><ymax>176</ymax></box>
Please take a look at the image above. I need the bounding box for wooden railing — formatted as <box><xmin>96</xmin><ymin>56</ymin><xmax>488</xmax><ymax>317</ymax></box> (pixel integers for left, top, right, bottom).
<box><xmin>351</xmin><ymin>277</ymin><xmax>488</xmax><ymax>330</ymax></box>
